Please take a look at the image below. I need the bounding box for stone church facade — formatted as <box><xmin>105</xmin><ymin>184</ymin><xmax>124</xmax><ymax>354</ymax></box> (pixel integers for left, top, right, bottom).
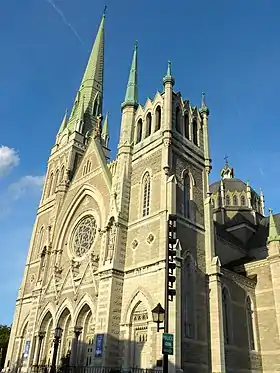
<box><xmin>4</xmin><ymin>13</ymin><xmax>280</xmax><ymax>373</ymax></box>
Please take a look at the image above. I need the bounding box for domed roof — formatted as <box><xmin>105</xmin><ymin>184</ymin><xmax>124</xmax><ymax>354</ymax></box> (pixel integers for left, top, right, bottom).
<box><xmin>210</xmin><ymin>178</ymin><xmax>248</xmax><ymax>194</ymax></box>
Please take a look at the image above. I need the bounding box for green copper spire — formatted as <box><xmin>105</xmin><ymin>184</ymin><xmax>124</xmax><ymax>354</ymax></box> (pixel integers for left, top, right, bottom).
<box><xmin>58</xmin><ymin>109</ymin><xmax>68</xmax><ymax>133</ymax></box>
<box><xmin>101</xmin><ymin>112</ymin><xmax>109</xmax><ymax>146</ymax></box>
<box><xmin>68</xmin><ymin>12</ymin><xmax>105</xmax><ymax>133</ymax></box>
<box><xmin>121</xmin><ymin>42</ymin><xmax>138</xmax><ymax>109</ymax></box>
<box><xmin>267</xmin><ymin>209</ymin><xmax>280</xmax><ymax>243</ymax></box>
<box><xmin>199</xmin><ymin>92</ymin><xmax>210</xmax><ymax>116</ymax></box>
<box><xmin>163</xmin><ymin>60</ymin><xmax>175</xmax><ymax>86</ymax></box>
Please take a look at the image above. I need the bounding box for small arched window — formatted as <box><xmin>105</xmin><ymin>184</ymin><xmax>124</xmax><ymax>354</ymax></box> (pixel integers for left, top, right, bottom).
<box><xmin>246</xmin><ymin>296</ymin><xmax>255</xmax><ymax>350</ymax></box>
<box><xmin>175</xmin><ymin>107</ymin><xmax>181</xmax><ymax>133</ymax></box>
<box><xmin>222</xmin><ymin>288</ymin><xmax>231</xmax><ymax>344</ymax></box>
<box><xmin>142</xmin><ymin>172</ymin><xmax>151</xmax><ymax>217</ymax></box>
<box><xmin>192</xmin><ymin>118</ymin><xmax>198</xmax><ymax>145</ymax></box>
<box><xmin>184</xmin><ymin>113</ymin><xmax>189</xmax><ymax>139</ymax></box>
<box><xmin>37</xmin><ymin>227</ymin><xmax>45</xmax><ymax>256</ymax></box>
<box><xmin>233</xmin><ymin>195</ymin><xmax>238</xmax><ymax>206</ymax></box>
<box><xmin>136</xmin><ymin>119</ymin><xmax>143</xmax><ymax>144</ymax></box>
<box><xmin>155</xmin><ymin>106</ymin><xmax>161</xmax><ymax>131</ymax></box>
<box><xmin>183</xmin><ymin>256</ymin><xmax>195</xmax><ymax>339</ymax></box>
<box><xmin>184</xmin><ymin>173</ymin><xmax>191</xmax><ymax>218</ymax></box>
<box><xmin>241</xmin><ymin>195</ymin><xmax>246</xmax><ymax>206</ymax></box>
<box><xmin>47</xmin><ymin>173</ymin><xmax>54</xmax><ymax>197</ymax></box>
<box><xmin>145</xmin><ymin>113</ymin><xmax>152</xmax><ymax>137</ymax></box>
<box><xmin>60</xmin><ymin>166</ymin><xmax>65</xmax><ymax>183</ymax></box>
<box><xmin>226</xmin><ymin>195</ymin><xmax>231</xmax><ymax>206</ymax></box>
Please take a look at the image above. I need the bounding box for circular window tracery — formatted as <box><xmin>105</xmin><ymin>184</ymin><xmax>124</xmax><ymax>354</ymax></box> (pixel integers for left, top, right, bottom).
<box><xmin>71</xmin><ymin>215</ymin><xmax>97</xmax><ymax>257</ymax></box>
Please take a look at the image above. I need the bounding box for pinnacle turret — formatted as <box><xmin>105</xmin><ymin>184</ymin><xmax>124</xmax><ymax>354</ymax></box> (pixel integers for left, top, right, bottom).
<box><xmin>199</xmin><ymin>92</ymin><xmax>210</xmax><ymax>116</ymax></box>
<box><xmin>101</xmin><ymin>112</ymin><xmax>109</xmax><ymax>147</ymax></box>
<box><xmin>67</xmin><ymin>12</ymin><xmax>105</xmax><ymax>134</ymax></box>
<box><xmin>58</xmin><ymin>109</ymin><xmax>68</xmax><ymax>133</ymax></box>
<box><xmin>121</xmin><ymin>42</ymin><xmax>138</xmax><ymax>109</ymax></box>
<box><xmin>267</xmin><ymin>209</ymin><xmax>280</xmax><ymax>243</ymax></box>
<box><xmin>163</xmin><ymin>60</ymin><xmax>175</xmax><ymax>86</ymax></box>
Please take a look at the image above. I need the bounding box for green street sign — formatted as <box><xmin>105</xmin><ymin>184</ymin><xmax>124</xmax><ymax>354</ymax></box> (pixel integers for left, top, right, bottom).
<box><xmin>162</xmin><ymin>333</ymin><xmax>174</xmax><ymax>355</ymax></box>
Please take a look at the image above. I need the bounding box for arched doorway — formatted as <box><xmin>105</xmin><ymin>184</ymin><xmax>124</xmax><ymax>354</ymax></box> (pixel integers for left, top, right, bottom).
<box><xmin>75</xmin><ymin>304</ymin><xmax>94</xmax><ymax>366</ymax></box>
<box><xmin>130</xmin><ymin>301</ymin><xmax>149</xmax><ymax>369</ymax></box>
<box><xmin>57</xmin><ymin>308</ymin><xmax>72</xmax><ymax>365</ymax></box>
<box><xmin>39</xmin><ymin>311</ymin><xmax>53</xmax><ymax>365</ymax></box>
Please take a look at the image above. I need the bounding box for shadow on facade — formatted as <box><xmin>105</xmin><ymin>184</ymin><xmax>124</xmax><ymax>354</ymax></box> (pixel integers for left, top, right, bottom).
<box><xmin>4</xmin><ymin>333</ymin><xmax>177</xmax><ymax>373</ymax></box>
<box><xmin>221</xmin><ymin>270</ymin><xmax>263</xmax><ymax>373</ymax></box>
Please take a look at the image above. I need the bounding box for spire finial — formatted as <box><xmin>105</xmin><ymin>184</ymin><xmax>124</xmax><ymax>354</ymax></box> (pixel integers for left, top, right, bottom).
<box><xmin>199</xmin><ymin>91</ymin><xmax>210</xmax><ymax>116</ymax></box>
<box><xmin>220</xmin><ymin>155</ymin><xmax>234</xmax><ymax>179</ymax></box>
<box><xmin>121</xmin><ymin>42</ymin><xmax>139</xmax><ymax>110</ymax></box>
<box><xmin>163</xmin><ymin>60</ymin><xmax>175</xmax><ymax>86</ymax></box>
<box><xmin>103</xmin><ymin>5</ymin><xmax>107</xmax><ymax>16</ymax></box>
<box><xmin>224</xmin><ymin>154</ymin><xmax>229</xmax><ymax>166</ymax></box>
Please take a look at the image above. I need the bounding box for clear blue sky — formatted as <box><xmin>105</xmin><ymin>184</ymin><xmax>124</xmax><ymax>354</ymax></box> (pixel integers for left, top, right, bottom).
<box><xmin>0</xmin><ymin>0</ymin><xmax>280</xmax><ymax>325</ymax></box>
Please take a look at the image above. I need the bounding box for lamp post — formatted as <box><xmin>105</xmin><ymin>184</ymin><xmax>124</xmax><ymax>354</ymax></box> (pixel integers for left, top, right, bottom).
<box><xmin>152</xmin><ymin>303</ymin><xmax>165</xmax><ymax>332</ymax></box>
<box><xmin>50</xmin><ymin>327</ymin><xmax>63</xmax><ymax>373</ymax></box>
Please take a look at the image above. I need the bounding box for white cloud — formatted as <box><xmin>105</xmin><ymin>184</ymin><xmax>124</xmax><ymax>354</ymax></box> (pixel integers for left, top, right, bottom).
<box><xmin>0</xmin><ymin>146</ymin><xmax>20</xmax><ymax>177</ymax></box>
<box><xmin>8</xmin><ymin>175</ymin><xmax>45</xmax><ymax>200</ymax></box>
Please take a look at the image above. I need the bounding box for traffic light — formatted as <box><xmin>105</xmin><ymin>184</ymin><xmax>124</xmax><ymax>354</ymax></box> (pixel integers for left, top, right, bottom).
<box><xmin>167</xmin><ymin>214</ymin><xmax>177</xmax><ymax>301</ymax></box>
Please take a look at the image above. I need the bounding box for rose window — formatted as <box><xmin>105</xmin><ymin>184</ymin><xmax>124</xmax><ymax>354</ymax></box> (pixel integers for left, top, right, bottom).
<box><xmin>72</xmin><ymin>215</ymin><xmax>97</xmax><ymax>257</ymax></box>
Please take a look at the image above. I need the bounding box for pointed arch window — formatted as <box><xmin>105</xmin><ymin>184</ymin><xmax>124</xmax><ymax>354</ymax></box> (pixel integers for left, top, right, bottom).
<box><xmin>225</xmin><ymin>195</ymin><xmax>231</xmax><ymax>206</ymax></box>
<box><xmin>233</xmin><ymin>195</ymin><xmax>238</xmax><ymax>206</ymax></box>
<box><xmin>136</xmin><ymin>119</ymin><xmax>143</xmax><ymax>144</ymax></box>
<box><xmin>222</xmin><ymin>287</ymin><xmax>231</xmax><ymax>345</ymax></box>
<box><xmin>37</xmin><ymin>227</ymin><xmax>45</xmax><ymax>257</ymax></box>
<box><xmin>93</xmin><ymin>98</ymin><xmax>99</xmax><ymax>117</ymax></box>
<box><xmin>175</xmin><ymin>107</ymin><xmax>181</xmax><ymax>133</ymax></box>
<box><xmin>142</xmin><ymin>172</ymin><xmax>151</xmax><ymax>217</ymax></box>
<box><xmin>183</xmin><ymin>256</ymin><xmax>195</xmax><ymax>339</ymax></box>
<box><xmin>246</xmin><ymin>296</ymin><xmax>255</xmax><ymax>350</ymax></box>
<box><xmin>184</xmin><ymin>113</ymin><xmax>189</xmax><ymax>139</ymax></box>
<box><xmin>145</xmin><ymin>113</ymin><xmax>152</xmax><ymax>137</ymax></box>
<box><xmin>192</xmin><ymin>118</ymin><xmax>198</xmax><ymax>145</ymax></box>
<box><xmin>54</xmin><ymin>169</ymin><xmax>60</xmax><ymax>190</ymax></box>
<box><xmin>47</xmin><ymin>173</ymin><xmax>54</xmax><ymax>197</ymax></box>
<box><xmin>155</xmin><ymin>106</ymin><xmax>161</xmax><ymax>131</ymax></box>
<box><xmin>241</xmin><ymin>195</ymin><xmax>246</xmax><ymax>206</ymax></box>
<box><xmin>184</xmin><ymin>172</ymin><xmax>191</xmax><ymax>218</ymax></box>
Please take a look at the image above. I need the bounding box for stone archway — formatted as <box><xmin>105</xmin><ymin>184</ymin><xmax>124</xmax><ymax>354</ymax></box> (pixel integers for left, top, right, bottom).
<box><xmin>38</xmin><ymin>311</ymin><xmax>53</xmax><ymax>365</ymax></box>
<box><xmin>57</xmin><ymin>308</ymin><xmax>72</xmax><ymax>365</ymax></box>
<box><xmin>75</xmin><ymin>304</ymin><xmax>94</xmax><ymax>367</ymax></box>
<box><xmin>130</xmin><ymin>301</ymin><xmax>149</xmax><ymax>369</ymax></box>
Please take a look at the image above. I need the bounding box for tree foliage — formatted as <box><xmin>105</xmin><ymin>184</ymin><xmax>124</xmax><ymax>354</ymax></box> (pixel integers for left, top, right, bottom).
<box><xmin>0</xmin><ymin>325</ymin><xmax>11</xmax><ymax>349</ymax></box>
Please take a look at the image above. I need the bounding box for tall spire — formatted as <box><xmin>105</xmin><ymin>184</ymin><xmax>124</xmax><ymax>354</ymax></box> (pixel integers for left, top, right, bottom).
<box><xmin>121</xmin><ymin>42</ymin><xmax>138</xmax><ymax>109</ymax></box>
<box><xmin>58</xmin><ymin>109</ymin><xmax>68</xmax><ymax>133</ymax></box>
<box><xmin>68</xmin><ymin>12</ymin><xmax>105</xmax><ymax>133</ymax></box>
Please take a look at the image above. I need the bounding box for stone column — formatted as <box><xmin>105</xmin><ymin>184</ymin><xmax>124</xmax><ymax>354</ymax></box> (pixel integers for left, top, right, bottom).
<box><xmin>70</xmin><ymin>327</ymin><xmax>82</xmax><ymax>367</ymax></box>
<box><xmin>208</xmin><ymin>257</ymin><xmax>225</xmax><ymax>373</ymax></box>
<box><xmin>32</xmin><ymin>332</ymin><xmax>45</xmax><ymax>366</ymax></box>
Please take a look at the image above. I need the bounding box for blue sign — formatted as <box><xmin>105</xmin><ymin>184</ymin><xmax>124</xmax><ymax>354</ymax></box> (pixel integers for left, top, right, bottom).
<box><xmin>95</xmin><ymin>334</ymin><xmax>104</xmax><ymax>357</ymax></box>
<box><xmin>23</xmin><ymin>340</ymin><xmax>31</xmax><ymax>359</ymax></box>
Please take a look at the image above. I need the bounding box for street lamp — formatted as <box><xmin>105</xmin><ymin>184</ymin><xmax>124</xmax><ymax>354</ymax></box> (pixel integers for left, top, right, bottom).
<box><xmin>50</xmin><ymin>327</ymin><xmax>63</xmax><ymax>373</ymax></box>
<box><xmin>152</xmin><ymin>303</ymin><xmax>165</xmax><ymax>332</ymax></box>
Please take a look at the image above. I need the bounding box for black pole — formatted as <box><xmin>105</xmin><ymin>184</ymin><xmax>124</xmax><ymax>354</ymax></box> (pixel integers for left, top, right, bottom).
<box><xmin>50</xmin><ymin>338</ymin><xmax>59</xmax><ymax>373</ymax></box>
<box><xmin>163</xmin><ymin>218</ymin><xmax>170</xmax><ymax>373</ymax></box>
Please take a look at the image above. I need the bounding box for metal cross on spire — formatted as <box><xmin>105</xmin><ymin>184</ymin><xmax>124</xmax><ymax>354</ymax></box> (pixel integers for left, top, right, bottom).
<box><xmin>224</xmin><ymin>154</ymin><xmax>229</xmax><ymax>165</ymax></box>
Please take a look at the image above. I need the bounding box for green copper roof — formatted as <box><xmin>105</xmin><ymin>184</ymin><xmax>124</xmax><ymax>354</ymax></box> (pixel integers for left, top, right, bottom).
<box><xmin>121</xmin><ymin>42</ymin><xmax>138</xmax><ymax>109</ymax></box>
<box><xmin>163</xmin><ymin>60</ymin><xmax>175</xmax><ymax>86</ymax></box>
<box><xmin>199</xmin><ymin>92</ymin><xmax>210</xmax><ymax>116</ymax></box>
<box><xmin>67</xmin><ymin>13</ymin><xmax>105</xmax><ymax>133</ymax></box>
<box><xmin>267</xmin><ymin>209</ymin><xmax>280</xmax><ymax>243</ymax></box>
<box><xmin>58</xmin><ymin>109</ymin><xmax>68</xmax><ymax>133</ymax></box>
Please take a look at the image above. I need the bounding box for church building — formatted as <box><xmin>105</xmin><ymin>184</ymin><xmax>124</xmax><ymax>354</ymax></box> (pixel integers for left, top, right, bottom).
<box><xmin>5</xmin><ymin>12</ymin><xmax>280</xmax><ymax>373</ymax></box>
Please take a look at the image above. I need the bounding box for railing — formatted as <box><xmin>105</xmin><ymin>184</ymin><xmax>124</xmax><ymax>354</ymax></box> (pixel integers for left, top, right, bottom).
<box><xmin>30</xmin><ymin>367</ymin><xmax>163</xmax><ymax>373</ymax></box>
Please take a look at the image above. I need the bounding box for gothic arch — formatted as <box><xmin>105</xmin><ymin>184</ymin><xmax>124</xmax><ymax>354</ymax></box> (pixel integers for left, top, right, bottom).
<box><xmin>181</xmin><ymin>169</ymin><xmax>196</xmax><ymax>187</ymax></box>
<box><xmin>139</xmin><ymin>171</ymin><xmax>152</xmax><ymax>218</ymax></box>
<box><xmin>73</xmin><ymin>294</ymin><xmax>95</xmax><ymax>326</ymax></box>
<box><xmin>19</xmin><ymin>314</ymin><xmax>30</xmax><ymax>337</ymax></box>
<box><xmin>123</xmin><ymin>288</ymin><xmax>154</xmax><ymax>325</ymax></box>
<box><xmin>37</xmin><ymin>303</ymin><xmax>55</xmax><ymax>331</ymax></box>
<box><xmin>55</xmin><ymin>298</ymin><xmax>74</xmax><ymax>326</ymax></box>
<box><xmin>54</xmin><ymin>184</ymin><xmax>106</xmax><ymax>252</ymax></box>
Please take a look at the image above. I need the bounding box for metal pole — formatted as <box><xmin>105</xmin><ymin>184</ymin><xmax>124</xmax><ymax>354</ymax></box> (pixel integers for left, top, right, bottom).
<box><xmin>163</xmin><ymin>218</ymin><xmax>169</xmax><ymax>373</ymax></box>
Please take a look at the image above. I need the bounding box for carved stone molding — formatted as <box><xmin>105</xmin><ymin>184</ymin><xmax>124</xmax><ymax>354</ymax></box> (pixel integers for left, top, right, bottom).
<box><xmin>132</xmin><ymin>239</ymin><xmax>138</xmax><ymax>250</ymax></box>
<box><xmin>146</xmin><ymin>233</ymin><xmax>155</xmax><ymax>244</ymax></box>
